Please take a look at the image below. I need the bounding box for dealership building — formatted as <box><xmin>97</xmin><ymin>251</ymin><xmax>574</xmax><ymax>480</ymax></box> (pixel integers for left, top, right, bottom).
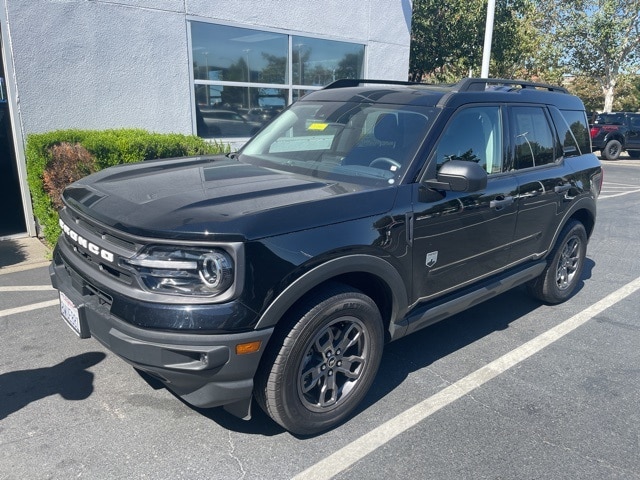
<box><xmin>0</xmin><ymin>0</ymin><xmax>412</xmax><ymax>238</ymax></box>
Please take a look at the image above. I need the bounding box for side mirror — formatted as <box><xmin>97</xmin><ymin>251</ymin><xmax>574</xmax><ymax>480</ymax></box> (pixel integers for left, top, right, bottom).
<box><xmin>424</xmin><ymin>160</ymin><xmax>488</xmax><ymax>193</ymax></box>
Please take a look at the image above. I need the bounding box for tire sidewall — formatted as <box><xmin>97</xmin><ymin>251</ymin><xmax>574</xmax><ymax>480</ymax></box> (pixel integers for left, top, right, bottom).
<box><xmin>603</xmin><ymin>139</ymin><xmax>622</xmax><ymax>160</ymax></box>
<box><xmin>542</xmin><ymin>222</ymin><xmax>587</xmax><ymax>303</ymax></box>
<box><xmin>267</xmin><ymin>290</ymin><xmax>383</xmax><ymax>434</ymax></box>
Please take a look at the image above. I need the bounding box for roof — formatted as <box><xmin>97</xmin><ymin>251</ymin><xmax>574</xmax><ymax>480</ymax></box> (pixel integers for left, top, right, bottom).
<box><xmin>302</xmin><ymin>78</ymin><xmax>586</xmax><ymax>111</ymax></box>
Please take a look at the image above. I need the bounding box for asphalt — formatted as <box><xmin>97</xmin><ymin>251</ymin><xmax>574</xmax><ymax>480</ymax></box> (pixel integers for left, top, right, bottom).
<box><xmin>0</xmin><ymin>236</ymin><xmax>51</xmax><ymax>273</ymax></box>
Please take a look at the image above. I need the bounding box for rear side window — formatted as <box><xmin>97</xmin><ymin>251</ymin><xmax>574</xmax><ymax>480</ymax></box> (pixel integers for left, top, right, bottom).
<box><xmin>510</xmin><ymin>107</ymin><xmax>556</xmax><ymax>170</ymax></box>
<box><xmin>549</xmin><ymin>107</ymin><xmax>580</xmax><ymax>157</ymax></box>
<box><xmin>560</xmin><ymin>109</ymin><xmax>591</xmax><ymax>155</ymax></box>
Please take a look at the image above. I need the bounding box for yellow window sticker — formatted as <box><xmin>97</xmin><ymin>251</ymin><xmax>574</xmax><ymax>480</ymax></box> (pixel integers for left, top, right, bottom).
<box><xmin>307</xmin><ymin>123</ymin><xmax>329</xmax><ymax>131</ymax></box>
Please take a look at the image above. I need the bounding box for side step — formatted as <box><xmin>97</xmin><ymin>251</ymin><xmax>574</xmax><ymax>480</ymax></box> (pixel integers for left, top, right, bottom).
<box><xmin>403</xmin><ymin>261</ymin><xmax>546</xmax><ymax>336</ymax></box>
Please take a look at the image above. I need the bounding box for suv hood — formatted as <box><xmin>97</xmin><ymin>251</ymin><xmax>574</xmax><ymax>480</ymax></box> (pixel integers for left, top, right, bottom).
<box><xmin>62</xmin><ymin>156</ymin><xmax>396</xmax><ymax>240</ymax></box>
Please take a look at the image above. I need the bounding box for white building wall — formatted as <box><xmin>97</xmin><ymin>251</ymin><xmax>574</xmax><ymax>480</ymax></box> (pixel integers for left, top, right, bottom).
<box><xmin>2</xmin><ymin>0</ymin><xmax>411</xmax><ymax>138</ymax></box>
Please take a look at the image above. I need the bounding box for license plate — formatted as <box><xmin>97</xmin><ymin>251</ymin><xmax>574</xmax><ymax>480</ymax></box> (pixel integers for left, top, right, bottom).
<box><xmin>60</xmin><ymin>291</ymin><xmax>82</xmax><ymax>337</ymax></box>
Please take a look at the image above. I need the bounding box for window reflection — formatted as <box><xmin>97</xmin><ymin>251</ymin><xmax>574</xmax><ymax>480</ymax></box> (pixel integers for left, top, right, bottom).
<box><xmin>195</xmin><ymin>86</ymin><xmax>286</xmax><ymax>138</ymax></box>
<box><xmin>192</xmin><ymin>22</ymin><xmax>288</xmax><ymax>83</ymax></box>
<box><xmin>191</xmin><ymin>22</ymin><xmax>365</xmax><ymax>138</ymax></box>
<box><xmin>292</xmin><ymin>36</ymin><xmax>363</xmax><ymax>86</ymax></box>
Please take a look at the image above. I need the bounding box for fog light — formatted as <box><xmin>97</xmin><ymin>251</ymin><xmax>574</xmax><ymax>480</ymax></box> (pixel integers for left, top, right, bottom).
<box><xmin>236</xmin><ymin>341</ymin><xmax>261</xmax><ymax>355</ymax></box>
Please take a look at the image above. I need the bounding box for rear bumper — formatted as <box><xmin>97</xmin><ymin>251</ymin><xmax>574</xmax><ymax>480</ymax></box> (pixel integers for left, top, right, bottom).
<box><xmin>50</xmin><ymin>246</ymin><xmax>273</xmax><ymax>414</ymax></box>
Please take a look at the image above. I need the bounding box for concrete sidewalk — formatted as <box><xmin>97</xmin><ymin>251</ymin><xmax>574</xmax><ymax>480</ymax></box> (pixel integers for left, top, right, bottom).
<box><xmin>0</xmin><ymin>236</ymin><xmax>51</xmax><ymax>273</ymax></box>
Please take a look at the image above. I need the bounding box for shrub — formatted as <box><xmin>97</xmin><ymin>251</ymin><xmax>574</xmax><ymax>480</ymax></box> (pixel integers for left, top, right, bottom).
<box><xmin>43</xmin><ymin>143</ymin><xmax>97</xmax><ymax>209</ymax></box>
<box><xmin>26</xmin><ymin>129</ymin><xmax>228</xmax><ymax>246</ymax></box>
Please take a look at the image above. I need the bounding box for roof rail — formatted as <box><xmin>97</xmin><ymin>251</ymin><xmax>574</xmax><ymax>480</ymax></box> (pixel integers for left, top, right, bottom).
<box><xmin>455</xmin><ymin>78</ymin><xmax>568</xmax><ymax>94</ymax></box>
<box><xmin>322</xmin><ymin>79</ymin><xmax>424</xmax><ymax>90</ymax></box>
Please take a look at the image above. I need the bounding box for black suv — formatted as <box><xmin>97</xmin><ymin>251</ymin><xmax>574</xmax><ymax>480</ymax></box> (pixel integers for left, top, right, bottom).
<box><xmin>50</xmin><ymin>78</ymin><xmax>602</xmax><ymax>435</ymax></box>
<box><xmin>589</xmin><ymin>111</ymin><xmax>640</xmax><ymax>160</ymax></box>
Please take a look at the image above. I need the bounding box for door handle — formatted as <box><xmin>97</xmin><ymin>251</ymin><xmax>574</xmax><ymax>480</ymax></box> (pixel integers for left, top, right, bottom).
<box><xmin>490</xmin><ymin>195</ymin><xmax>514</xmax><ymax>209</ymax></box>
<box><xmin>554</xmin><ymin>184</ymin><xmax>571</xmax><ymax>194</ymax></box>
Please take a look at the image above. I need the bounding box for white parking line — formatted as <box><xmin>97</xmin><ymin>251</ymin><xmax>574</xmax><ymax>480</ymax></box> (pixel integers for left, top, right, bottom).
<box><xmin>292</xmin><ymin>276</ymin><xmax>640</xmax><ymax>480</ymax></box>
<box><xmin>0</xmin><ymin>285</ymin><xmax>55</xmax><ymax>292</ymax></box>
<box><xmin>0</xmin><ymin>299</ymin><xmax>59</xmax><ymax>318</ymax></box>
<box><xmin>599</xmin><ymin>189</ymin><xmax>640</xmax><ymax>199</ymax></box>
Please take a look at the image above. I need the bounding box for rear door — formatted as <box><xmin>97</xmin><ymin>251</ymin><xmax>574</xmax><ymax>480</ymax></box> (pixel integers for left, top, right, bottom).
<box><xmin>508</xmin><ymin>105</ymin><xmax>576</xmax><ymax>264</ymax></box>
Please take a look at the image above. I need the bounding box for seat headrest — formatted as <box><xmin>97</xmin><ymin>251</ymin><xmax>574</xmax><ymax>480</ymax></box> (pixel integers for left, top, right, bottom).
<box><xmin>374</xmin><ymin>114</ymin><xmax>400</xmax><ymax>143</ymax></box>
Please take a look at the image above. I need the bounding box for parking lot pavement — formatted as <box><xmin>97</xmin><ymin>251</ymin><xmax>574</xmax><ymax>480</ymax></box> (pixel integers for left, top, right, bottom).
<box><xmin>1</xmin><ymin>162</ymin><xmax>639</xmax><ymax>479</ymax></box>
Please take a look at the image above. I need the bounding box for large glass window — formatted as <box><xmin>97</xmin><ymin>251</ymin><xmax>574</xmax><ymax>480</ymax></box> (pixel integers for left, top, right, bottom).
<box><xmin>191</xmin><ymin>22</ymin><xmax>365</xmax><ymax>138</ymax></box>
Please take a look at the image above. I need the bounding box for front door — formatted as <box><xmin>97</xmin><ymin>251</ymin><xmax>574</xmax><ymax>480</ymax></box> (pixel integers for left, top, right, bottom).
<box><xmin>626</xmin><ymin>115</ymin><xmax>640</xmax><ymax>150</ymax></box>
<box><xmin>411</xmin><ymin>105</ymin><xmax>518</xmax><ymax>301</ymax></box>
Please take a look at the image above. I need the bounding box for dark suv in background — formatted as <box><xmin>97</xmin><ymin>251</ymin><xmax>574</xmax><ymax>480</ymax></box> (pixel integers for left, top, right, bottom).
<box><xmin>589</xmin><ymin>111</ymin><xmax>640</xmax><ymax>160</ymax></box>
<box><xmin>50</xmin><ymin>78</ymin><xmax>602</xmax><ymax>435</ymax></box>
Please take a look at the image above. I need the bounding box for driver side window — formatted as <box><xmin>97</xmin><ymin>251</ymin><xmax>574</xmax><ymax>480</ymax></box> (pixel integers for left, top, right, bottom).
<box><xmin>434</xmin><ymin>106</ymin><xmax>503</xmax><ymax>174</ymax></box>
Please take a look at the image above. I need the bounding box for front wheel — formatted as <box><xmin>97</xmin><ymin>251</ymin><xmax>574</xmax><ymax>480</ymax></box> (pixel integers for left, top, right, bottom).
<box><xmin>527</xmin><ymin>220</ymin><xmax>587</xmax><ymax>304</ymax></box>
<box><xmin>255</xmin><ymin>283</ymin><xmax>384</xmax><ymax>435</ymax></box>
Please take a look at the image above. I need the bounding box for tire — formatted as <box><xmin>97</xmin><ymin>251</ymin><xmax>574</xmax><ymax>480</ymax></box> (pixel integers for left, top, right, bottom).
<box><xmin>254</xmin><ymin>283</ymin><xmax>384</xmax><ymax>435</ymax></box>
<box><xmin>602</xmin><ymin>139</ymin><xmax>622</xmax><ymax>160</ymax></box>
<box><xmin>527</xmin><ymin>220</ymin><xmax>587</xmax><ymax>304</ymax></box>
<box><xmin>627</xmin><ymin>150</ymin><xmax>640</xmax><ymax>159</ymax></box>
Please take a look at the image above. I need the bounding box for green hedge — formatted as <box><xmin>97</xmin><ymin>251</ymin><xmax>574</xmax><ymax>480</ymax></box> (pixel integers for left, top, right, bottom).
<box><xmin>26</xmin><ymin>129</ymin><xmax>229</xmax><ymax>247</ymax></box>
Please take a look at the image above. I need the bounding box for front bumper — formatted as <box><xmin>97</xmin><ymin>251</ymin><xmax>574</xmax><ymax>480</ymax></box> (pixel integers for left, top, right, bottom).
<box><xmin>50</xmin><ymin>246</ymin><xmax>273</xmax><ymax>416</ymax></box>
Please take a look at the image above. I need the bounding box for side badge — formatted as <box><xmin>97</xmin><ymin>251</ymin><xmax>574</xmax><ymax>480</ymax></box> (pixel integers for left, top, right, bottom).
<box><xmin>426</xmin><ymin>251</ymin><xmax>438</xmax><ymax>268</ymax></box>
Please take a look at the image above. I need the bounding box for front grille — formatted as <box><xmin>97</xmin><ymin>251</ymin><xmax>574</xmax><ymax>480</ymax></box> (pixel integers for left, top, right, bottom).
<box><xmin>60</xmin><ymin>207</ymin><xmax>140</xmax><ymax>286</ymax></box>
<box><xmin>85</xmin><ymin>283</ymin><xmax>113</xmax><ymax>307</ymax></box>
<box><xmin>73</xmin><ymin>214</ymin><xmax>137</xmax><ymax>251</ymax></box>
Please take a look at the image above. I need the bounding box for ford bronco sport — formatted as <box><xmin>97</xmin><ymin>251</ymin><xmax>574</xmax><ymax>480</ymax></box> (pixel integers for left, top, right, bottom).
<box><xmin>50</xmin><ymin>78</ymin><xmax>602</xmax><ymax>435</ymax></box>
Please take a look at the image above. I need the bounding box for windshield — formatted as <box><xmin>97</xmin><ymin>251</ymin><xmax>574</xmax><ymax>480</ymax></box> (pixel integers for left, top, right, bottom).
<box><xmin>239</xmin><ymin>101</ymin><xmax>437</xmax><ymax>186</ymax></box>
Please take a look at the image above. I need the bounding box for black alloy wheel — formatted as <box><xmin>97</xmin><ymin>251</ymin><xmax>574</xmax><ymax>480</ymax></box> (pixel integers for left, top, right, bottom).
<box><xmin>527</xmin><ymin>220</ymin><xmax>587</xmax><ymax>304</ymax></box>
<box><xmin>254</xmin><ymin>283</ymin><xmax>384</xmax><ymax>435</ymax></box>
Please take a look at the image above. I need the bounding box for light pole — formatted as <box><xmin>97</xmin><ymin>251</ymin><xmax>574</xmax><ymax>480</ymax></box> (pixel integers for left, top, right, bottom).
<box><xmin>480</xmin><ymin>0</ymin><xmax>495</xmax><ymax>78</ymax></box>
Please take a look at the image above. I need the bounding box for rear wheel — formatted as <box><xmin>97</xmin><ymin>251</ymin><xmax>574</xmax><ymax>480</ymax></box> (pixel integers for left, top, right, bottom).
<box><xmin>602</xmin><ymin>139</ymin><xmax>622</xmax><ymax>160</ymax></box>
<box><xmin>527</xmin><ymin>220</ymin><xmax>587</xmax><ymax>304</ymax></box>
<box><xmin>255</xmin><ymin>283</ymin><xmax>384</xmax><ymax>435</ymax></box>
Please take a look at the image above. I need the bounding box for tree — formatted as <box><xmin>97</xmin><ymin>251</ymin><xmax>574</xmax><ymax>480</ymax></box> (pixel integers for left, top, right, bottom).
<box><xmin>550</xmin><ymin>0</ymin><xmax>640</xmax><ymax>112</ymax></box>
<box><xmin>410</xmin><ymin>0</ymin><xmax>542</xmax><ymax>81</ymax></box>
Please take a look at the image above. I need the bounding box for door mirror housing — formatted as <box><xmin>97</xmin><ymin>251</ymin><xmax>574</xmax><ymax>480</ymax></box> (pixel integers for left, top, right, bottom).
<box><xmin>424</xmin><ymin>160</ymin><xmax>488</xmax><ymax>193</ymax></box>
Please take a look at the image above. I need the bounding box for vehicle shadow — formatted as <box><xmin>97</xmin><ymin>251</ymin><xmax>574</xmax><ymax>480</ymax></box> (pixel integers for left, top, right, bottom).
<box><xmin>185</xmin><ymin>258</ymin><xmax>596</xmax><ymax>437</ymax></box>
<box><xmin>356</xmin><ymin>257</ymin><xmax>596</xmax><ymax>421</ymax></box>
<box><xmin>0</xmin><ymin>351</ymin><xmax>106</xmax><ymax>420</ymax></box>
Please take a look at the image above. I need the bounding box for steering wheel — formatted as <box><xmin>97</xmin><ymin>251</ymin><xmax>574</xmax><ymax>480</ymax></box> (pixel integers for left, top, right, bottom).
<box><xmin>369</xmin><ymin>157</ymin><xmax>401</xmax><ymax>170</ymax></box>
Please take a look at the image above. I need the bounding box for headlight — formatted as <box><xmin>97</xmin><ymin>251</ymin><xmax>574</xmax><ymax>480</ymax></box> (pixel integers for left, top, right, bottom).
<box><xmin>123</xmin><ymin>246</ymin><xmax>234</xmax><ymax>297</ymax></box>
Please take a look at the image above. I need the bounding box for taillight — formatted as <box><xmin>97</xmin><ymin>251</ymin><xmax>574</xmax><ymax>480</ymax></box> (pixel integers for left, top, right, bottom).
<box><xmin>593</xmin><ymin>170</ymin><xmax>603</xmax><ymax>197</ymax></box>
<box><xmin>589</xmin><ymin>127</ymin><xmax>600</xmax><ymax>138</ymax></box>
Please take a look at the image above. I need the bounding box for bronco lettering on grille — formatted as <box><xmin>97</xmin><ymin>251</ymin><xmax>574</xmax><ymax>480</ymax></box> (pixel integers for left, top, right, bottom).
<box><xmin>59</xmin><ymin>219</ymin><xmax>115</xmax><ymax>263</ymax></box>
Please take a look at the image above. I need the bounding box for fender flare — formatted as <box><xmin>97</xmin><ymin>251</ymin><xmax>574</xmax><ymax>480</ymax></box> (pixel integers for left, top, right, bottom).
<box><xmin>603</xmin><ymin>132</ymin><xmax>625</xmax><ymax>147</ymax></box>
<box><xmin>254</xmin><ymin>254</ymin><xmax>409</xmax><ymax>331</ymax></box>
<box><xmin>546</xmin><ymin>196</ymin><xmax>596</xmax><ymax>253</ymax></box>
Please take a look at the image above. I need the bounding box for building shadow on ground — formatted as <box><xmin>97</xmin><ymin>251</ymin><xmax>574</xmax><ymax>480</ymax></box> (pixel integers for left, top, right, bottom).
<box><xmin>0</xmin><ymin>239</ymin><xmax>27</xmax><ymax>268</ymax></box>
